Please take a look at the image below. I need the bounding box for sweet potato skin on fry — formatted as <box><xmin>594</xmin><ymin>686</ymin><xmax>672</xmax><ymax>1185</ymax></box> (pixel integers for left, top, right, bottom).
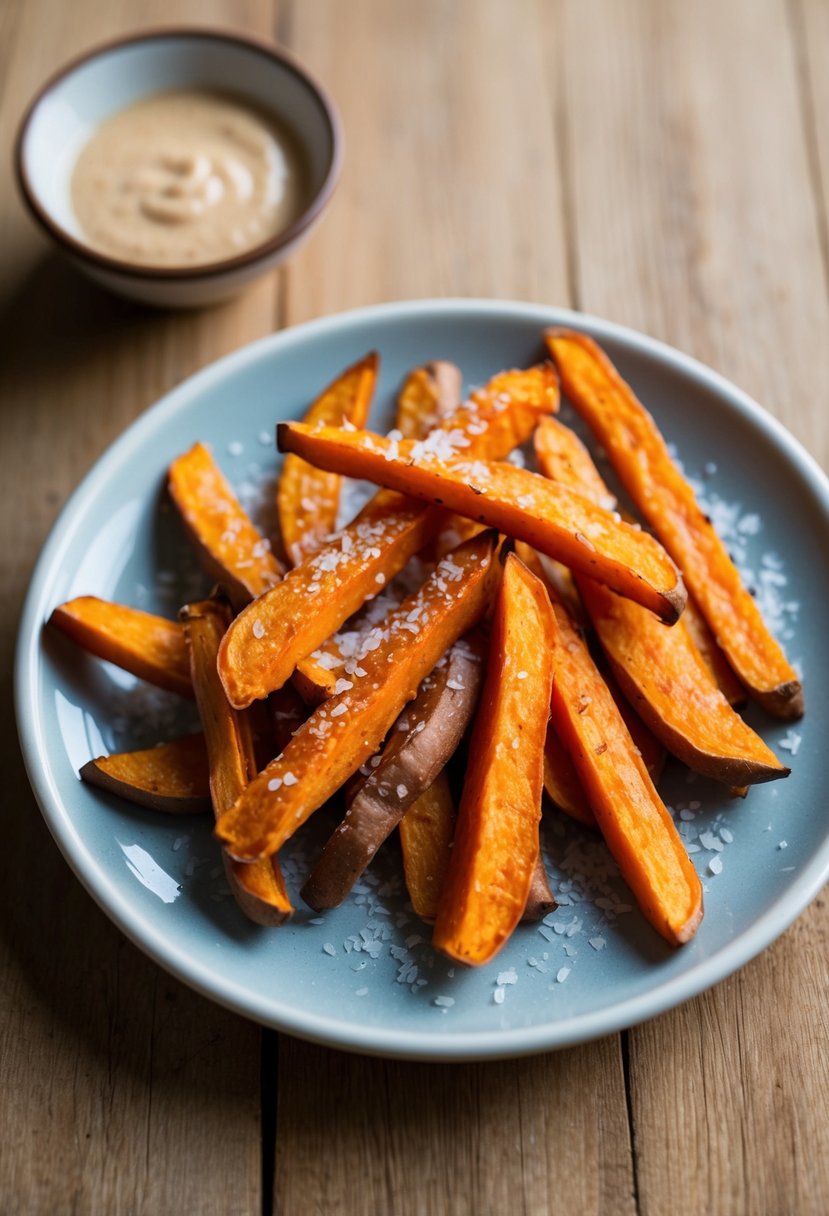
<box><xmin>301</xmin><ymin>633</ymin><xmax>484</xmax><ymax>910</ymax></box>
<box><xmin>278</xmin><ymin>352</ymin><xmax>378</xmax><ymax>566</ymax></box>
<box><xmin>182</xmin><ymin>598</ymin><xmax>292</xmax><ymax>926</ymax></box>
<box><xmin>215</xmin><ymin>532</ymin><xmax>499</xmax><ymax>862</ymax></box>
<box><xmin>168</xmin><ymin>442</ymin><xmax>283</xmax><ymax>607</ymax></box>
<box><xmin>546</xmin><ymin>597</ymin><xmax>703</xmax><ymax>947</ymax></box>
<box><xmin>219</xmin><ymin>366</ymin><xmax>558</xmax><ymax>708</ymax></box>
<box><xmin>79</xmin><ymin>733</ymin><xmax>210</xmax><ymax>814</ymax></box>
<box><xmin>545</xmin><ymin>329</ymin><xmax>802</xmax><ymax>719</ymax></box>
<box><xmin>277</xmin><ymin>421</ymin><xmax>686</xmax><ymax>624</ymax></box>
<box><xmin>50</xmin><ymin>596</ymin><xmax>192</xmax><ymax>697</ymax></box>
<box><xmin>432</xmin><ymin>554</ymin><xmax>556</xmax><ymax>966</ymax></box>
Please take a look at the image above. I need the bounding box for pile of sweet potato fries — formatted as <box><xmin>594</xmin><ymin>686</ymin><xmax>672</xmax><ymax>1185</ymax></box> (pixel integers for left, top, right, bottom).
<box><xmin>51</xmin><ymin>331</ymin><xmax>802</xmax><ymax>964</ymax></box>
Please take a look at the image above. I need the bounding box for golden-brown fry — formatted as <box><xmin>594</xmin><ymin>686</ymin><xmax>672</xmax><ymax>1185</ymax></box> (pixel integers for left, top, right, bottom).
<box><xmin>219</xmin><ymin>366</ymin><xmax>558</xmax><ymax>708</ymax></box>
<box><xmin>546</xmin><ymin>597</ymin><xmax>703</xmax><ymax>946</ymax></box>
<box><xmin>80</xmin><ymin>734</ymin><xmax>210</xmax><ymax>814</ymax></box>
<box><xmin>546</xmin><ymin>329</ymin><xmax>802</xmax><ymax>718</ymax></box>
<box><xmin>432</xmin><ymin>554</ymin><xmax>555</xmax><ymax>966</ymax></box>
<box><xmin>534</xmin><ymin>418</ymin><xmax>788</xmax><ymax>785</ymax></box>
<box><xmin>278</xmin><ymin>421</ymin><xmax>686</xmax><ymax>623</ymax></box>
<box><xmin>278</xmin><ymin>352</ymin><xmax>378</xmax><ymax>565</ymax></box>
<box><xmin>395</xmin><ymin>361</ymin><xmax>462</xmax><ymax>439</ymax></box>
<box><xmin>399</xmin><ymin>771</ymin><xmax>455</xmax><ymax>923</ymax></box>
<box><xmin>168</xmin><ymin>442</ymin><xmax>283</xmax><ymax>606</ymax></box>
<box><xmin>50</xmin><ymin>596</ymin><xmax>192</xmax><ymax>697</ymax></box>
<box><xmin>215</xmin><ymin>532</ymin><xmax>498</xmax><ymax>861</ymax></box>
<box><xmin>182</xmin><ymin>598</ymin><xmax>292</xmax><ymax>926</ymax></box>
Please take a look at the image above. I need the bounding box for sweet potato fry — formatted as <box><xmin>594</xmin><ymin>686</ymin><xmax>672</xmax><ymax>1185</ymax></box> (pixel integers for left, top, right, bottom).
<box><xmin>399</xmin><ymin>771</ymin><xmax>455</xmax><ymax>922</ymax></box>
<box><xmin>215</xmin><ymin>532</ymin><xmax>498</xmax><ymax>861</ymax></box>
<box><xmin>182</xmin><ymin>598</ymin><xmax>292</xmax><ymax>926</ymax></box>
<box><xmin>278</xmin><ymin>352</ymin><xmax>378</xmax><ymax>565</ymax></box>
<box><xmin>546</xmin><ymin>596</ymin><xmax>703</xmax><ymax>946</ymax></box>
<box><xmin>522</xmin><ymin>852</ymin><xmax>557</xmax><ymax>922</ymax></box>
<box><xmin>534</xmin><ymin>418</ymin><xmax>788</xmax><ymax>785</ymax></box>
<box><xmin>168</xmin><ymin>442</ymin><xmax>283</xmax><ymax>606</ymax></box>
<box><xmin>535</xmin><ymin>415</ymin><xmax>742</xmax><ymax>703</ymax></box>
<box><xmin>301</xmin><ymin>632</ymin><xmax>484</xmax><ymax>909</ymax></box>
<box><xmin>432</xmin><ymin>554</ymin><xmax>555</xmax><ymax>966</ymax></box>
<box><xmin>543</xmin><ymin>726</ymin><xmax>597</xmax><ymax>827</ymax></box>
<box><xmin>395</xmin><ymin>361</ymin><xmax>462</xmax><ymax>438</ymax></box>
<box><xmin>49</xmin><ymin>596</ymin><xmax>191</xmax><ymax>697</ymax></box>
<box><xmin>278</xmin><ymin>421</ymin><xmax>686</xmax><ymax>623</ymax></box>
<box><xmin>682</xmin><ymin>597</ymin><xmax>746</xmax><ymax>706</ymax></box>
<box><xmin>219</xmin><ymin>366</ymin><xmax>557</xmax><ymax>708</ymax></box>
<box><xmin>80</xmin><ymin>733</ymin><xmax>210</xmax><ymax>814</ymax></box>
<box><xmin>546</xmin><ymin>329</ymin><xmax>802</xmax><ymax>718</ymax></box>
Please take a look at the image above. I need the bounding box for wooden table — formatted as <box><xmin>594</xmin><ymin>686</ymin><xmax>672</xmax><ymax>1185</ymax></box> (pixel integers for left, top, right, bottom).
<box><xmin>2</xmin><ymin>2</ymin><xmax>828</xmax><ymax>1212</ymax></box>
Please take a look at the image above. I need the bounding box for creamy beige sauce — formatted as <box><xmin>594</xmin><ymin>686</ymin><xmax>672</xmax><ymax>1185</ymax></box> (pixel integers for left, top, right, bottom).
<box><xmin>71</xmin><ymin>91</ymin><xmax>307</xmax><ymax>267</ymax></box>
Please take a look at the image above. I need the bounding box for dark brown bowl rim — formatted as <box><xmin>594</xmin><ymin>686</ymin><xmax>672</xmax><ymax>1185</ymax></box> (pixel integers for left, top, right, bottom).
<box><xmin>14</xmin><ymin>26</ymin><xmax>344</xmax><ymax>282</ymax></box>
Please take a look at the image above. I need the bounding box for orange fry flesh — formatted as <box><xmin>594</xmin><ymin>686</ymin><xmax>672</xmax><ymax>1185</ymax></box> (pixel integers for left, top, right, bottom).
<box><xmin>543</xmin><ymin>727</ymin><xmax>597</xmax><ymax>827</ymax></box>
<box><xmin>399</xmin><ymin>771</ymin><xmax>455</xmax><ymax>923</ymax></box>
<box><xmin>546</xmin><ymin>329</ymin><xmax>802</xmax><ymax>718</ymax></box>
<box><xmin>79</xmin><ymin>733</ymin><xmax>210</xmax><ymax>814</ymax></box>
<box><xmin>278</xmin><ymin>352</ymin><xmax>378</xmax><ymax>565</ymax></box>
<box><xmin>547</xmin><ymin>598</ymin><xmax>703</xmax><ymax>947</ymax></box>
<box><xmin>182</xmin><ymin>599</ymin><xmax>292</xmax><ymax>926</ymax></box>
<box><xmin>534</xmin><ymin>419</ymin><xmax>787</xmax><ymax>785</ymax></box>
<box><xmin>277</xmin><ymin>421</ymin><xmax>686</xmax><ymax>623</ymax></box>
<box><xmin>219</xmin><ymin>366</ymin><xmax>558</xmax><ymax>709</ymax></box>
<box><xmin>395</xmin><ymin>361</ymin><xmax>463</xmax><ymax>439</ymax></box>
<box><xmin>215</xmin><ymin>531</ymin><xmax>498</xmax><ymax>861</ymax></box>
<box><xmin>168</xmin><ymin>442</ymin><xmax>283</xmax><ymax>605</ymax></box>
<box><xmin>50</xmin><ymin>596</ymin><xmax>192</xmax><ymax>697</ymax></box>
<box><xmin>432</xmin><ymin>554</ymin><xmax>555</xmax><ymax>966</ymax></box>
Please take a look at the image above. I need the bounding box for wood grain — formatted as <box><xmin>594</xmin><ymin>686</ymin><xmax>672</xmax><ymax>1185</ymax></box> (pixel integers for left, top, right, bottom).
<box><xmin>556</xmin><ymin>1</ymin><xmax>829</xmax><ymax>1213</ymax></box>
<box><xmin>276</xmin><ymin>1036</ymin><xmax>635</xmax><ymax>1216</ymax></box>
<box><xmin>0</xmin><ymin>2</ymin><xmax>280</xmax><ymax>1212</ymax></box>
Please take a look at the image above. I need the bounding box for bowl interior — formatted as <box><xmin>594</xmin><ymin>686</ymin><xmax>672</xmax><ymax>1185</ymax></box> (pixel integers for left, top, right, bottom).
<box><xmin>21</xmin><ymin>33</ymin><xmax>337</xmax><ymax>246</ymax></box>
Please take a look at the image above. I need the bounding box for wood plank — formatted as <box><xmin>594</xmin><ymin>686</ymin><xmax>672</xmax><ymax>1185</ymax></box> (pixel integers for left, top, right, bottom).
<box><xmin>284</xmin><ymin>0</ymin><xmax>571</xmax><ymax>324</ymax></box>
<box><xmin>556</xmin><ymin>1</ymin><xmax>829</xmax><ymax>1213</ymax></box>
<box><xmin>276</xmin><ymin>1036</ymin><xmax>635</xmax><ymax>1216</ymax></box>
<box><xmin>275</xmin><ymin>4</ymin><xmax>634</xmax><ymax>1214</ymax></box>
<box><xmin>0</xmin><ymin>1</ymin><xmax>281</xmax><ymax>1210</ymax></box>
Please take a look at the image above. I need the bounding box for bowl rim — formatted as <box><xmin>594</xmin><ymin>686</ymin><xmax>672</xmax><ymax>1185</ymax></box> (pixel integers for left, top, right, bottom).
<box><xmin>13</xmin><ymin>25</ymin><xmax>344</xmax><ymax>282</ymax></box>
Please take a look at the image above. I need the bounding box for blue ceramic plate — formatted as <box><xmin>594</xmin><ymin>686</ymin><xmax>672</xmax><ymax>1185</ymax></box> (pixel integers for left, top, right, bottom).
<box><xmin>15</xmin><ymin>300</ymin><xmax>829</xmax><ymax>1060</ymax></box>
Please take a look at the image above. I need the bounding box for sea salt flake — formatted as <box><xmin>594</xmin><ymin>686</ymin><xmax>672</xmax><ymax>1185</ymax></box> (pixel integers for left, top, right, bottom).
<box><xmin>433</xmin><ymin>996</ymin><xmax>455</xmax><ymax>1009</ymax></box>
<box><xmin>493</xmin><ymin>987</ymin><xmax>506</xmax><ymax>1005</ymax></box>
<box><xmin>322</xmin><ymin>943</ymin><xmax>336</xmax><ymax>956</ymax></box>
<box><xmin>588</xmin><ymin>936</ymin><xmax>606</xmax><ymax>951</ymax></box>
<box><xmin>778</xmin><ymin>840</ymin><xmax>788</xmax><ymax>850</ymax></box>
<box><xmin>556</xmin><ymin>967</ymin><xmax>571</xmax><ymax>983</ymax></box>
<box><xmin>517</xmin><ymin>670</ymin><xmax>528</xmax><ymax>680</ymax></box>
<box><xmin>708</xmin><ymin>856</ymin><xmax>723</xmax><ymax>876</ymax></box>
<box><xmin>282</xmin><ymin>772</ymin><xmax>298</xmax><ymax>786</ymax></box>
<box><xmin>252</xmin><ymin>619</ymin><xmax>265</xmax><ymax>639</ymax></box>
<box><xmin>497</xmin><ymin>968</ymin><xmax>518</xmax><ymax>986</ymax></box>
<box><xmin>267</xmin><ymin>777</ymin><xmax>283</xmax><ymax>792</ymax></box>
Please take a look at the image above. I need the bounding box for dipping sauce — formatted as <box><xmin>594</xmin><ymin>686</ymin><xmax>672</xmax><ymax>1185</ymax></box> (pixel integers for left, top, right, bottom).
<box><xmin>71</xmin><ymin>91</ymin><xmax>307</xmax><ymax>268</ymax></box>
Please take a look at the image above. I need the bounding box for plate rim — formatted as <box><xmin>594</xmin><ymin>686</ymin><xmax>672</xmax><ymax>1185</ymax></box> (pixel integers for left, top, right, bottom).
<box><xmin>15</xmin><ymin>297</ymin><xmax>829</xmax><ymax>1061</ymax></box>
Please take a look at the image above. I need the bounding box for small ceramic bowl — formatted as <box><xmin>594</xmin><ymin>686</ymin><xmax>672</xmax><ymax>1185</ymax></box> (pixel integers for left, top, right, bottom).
<box><xmin>15</xmin><ymin>28</ymin><xmax>343</xmax><ymax>308</ymax></box>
